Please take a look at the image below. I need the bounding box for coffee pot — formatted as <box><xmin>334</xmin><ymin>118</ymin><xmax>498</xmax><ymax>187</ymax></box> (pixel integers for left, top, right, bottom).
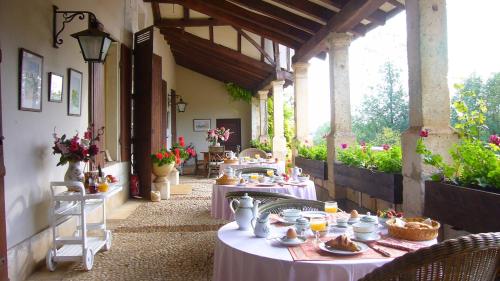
<box><xmin>229</xmin><ymin>193</ymin><xmax>260</xmax><ymax>230</ymax></box>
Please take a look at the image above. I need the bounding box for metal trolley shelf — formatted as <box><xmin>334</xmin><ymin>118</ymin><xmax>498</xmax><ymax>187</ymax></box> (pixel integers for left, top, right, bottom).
<box><xmin>46</xmin><ymin>181</ymin><xmax>122</xmax><ymax>271</ymax></box>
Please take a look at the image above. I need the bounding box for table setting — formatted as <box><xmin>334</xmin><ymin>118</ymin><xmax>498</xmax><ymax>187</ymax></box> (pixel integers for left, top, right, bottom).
<box><xmin>218</xmin><ymin>153</ymin><xmax>286</xmax><ymax>175</ymax></box>
<box><xmin>213</xmin><ymin>196</ymin><xmax>439</xmax><ymax>281</ymax></box>
<box><xmin>211</xmin><ymin>167</ymin><xmax>317</xmax><ymax>220</ymax></box>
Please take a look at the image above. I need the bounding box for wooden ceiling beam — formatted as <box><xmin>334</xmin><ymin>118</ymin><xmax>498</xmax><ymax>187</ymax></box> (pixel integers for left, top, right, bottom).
<box><xmin>293</xmin><ymin>0</ymin><xmax>388</xmax><ymax>63</ymax></box>
<box><xmin>230</xmin><ymin>0</ymin><xmax>322</xmax><ymax>34</ymax></box>
<box><xmin>156</xmin><ymin>18</ymin><xmax>223</xmax><ymax>27</ymax></box>
<box><xmin>152</xmin><ymin>2</ymin><xmax>161</xmax><ymax>24</ymax></box>
<box><xmin>147</xmin><ymin>0</ymin><xmax>307</xmax><ymax>48</ymax></box>
<box><xmin>171</xmin><ymin>48</ymin><xmax>267</xmax><ymax>80</ymax></box>
<box><xmin>161</xmin><ymin>28</ymin><xmax>274</xmax><ymax>73</ymax></box>
<box><xmin>233</xmin><ymin>27</ymin><xmax>275</xmax><ymax>65</ymax></box>
<box><xmin>269</xmin><ymin>0</ymin><xmax>333</xmax><ymax>23</ymax></box>
<box><xmin>315</xmin><ymin>0</ymin><xmax>386</xmax><ymax>25</ymax></box>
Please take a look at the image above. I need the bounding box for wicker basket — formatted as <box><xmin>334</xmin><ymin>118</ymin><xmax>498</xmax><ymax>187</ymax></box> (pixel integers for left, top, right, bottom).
<box><xmin>216</xmin><ymin>176</ymin><xmax>239</xmax><ymax>185</ymax></box>
<box><xmin>386</xmin><ymin>217</ymin><xmax>440</xmax><ymax>241</ymax></box>
<box><xmin>224</xmin><ymin>159</ymin><xmax>239</xmax><ymax>164</ymax></box>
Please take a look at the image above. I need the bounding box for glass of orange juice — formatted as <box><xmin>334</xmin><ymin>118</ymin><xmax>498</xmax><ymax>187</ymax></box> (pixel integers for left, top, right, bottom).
<box><xmin>249</xmin><ymin>173</ymin><xmax>259</xmax><ymax>182</ymax></box>
<box><xmin>325</xmin><ymin>201</ymin><xmax>338</xmax><ymax>214</ymax></box>
<box><xmin>310</xmin><ymin>217</ymin><xmax>327</xmax><ymax>242</ymax></box>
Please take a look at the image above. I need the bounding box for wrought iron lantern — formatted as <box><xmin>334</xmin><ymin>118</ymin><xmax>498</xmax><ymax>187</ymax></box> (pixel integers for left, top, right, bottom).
<box><xmin>177</xmin><ymin>97</ymin><xmax>187</xmax><ymax>112</ymax></box>
<box><xmin>53</xmin><ymin>5</ymin><xmax>115</xmax><ymax>63</ymax></box>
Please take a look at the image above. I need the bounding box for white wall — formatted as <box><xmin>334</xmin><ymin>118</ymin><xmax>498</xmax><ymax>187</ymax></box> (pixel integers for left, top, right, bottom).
<box><xmin>175</xmin><ymin>66</ymin><xmax>251</xmax><ymax>158</ymax></box>
<box><xmin>0</xmin><ymin>1</ymin><xmax>176</xmax><ymax>280</ymax></box>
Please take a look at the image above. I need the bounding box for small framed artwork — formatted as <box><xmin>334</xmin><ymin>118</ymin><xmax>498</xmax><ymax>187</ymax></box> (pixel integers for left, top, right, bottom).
<box><xmin>193</xmin><ymin>119</ymin><xmax>211</xmax><ymax>132</ymax></box>
<box><xmin>18</xmin><ymin>48</ymin><xmax>43</xmax><ymax>112</ymax></box>
<box><xmin>48</xmin><ymin>72</ymin><xmax>63</xmax><ymax>102</ymax></box>
<box><xmin>67</xmin><ymin>68</ymin><xmax>83</xmax><ymax>116</ymax></box>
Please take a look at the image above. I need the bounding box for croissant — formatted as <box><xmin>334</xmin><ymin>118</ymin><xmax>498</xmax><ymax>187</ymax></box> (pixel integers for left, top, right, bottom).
<box><xmin>325</xmin><ymin>235</ymin><xmax>361</xmax><ymax>252</ymax></box>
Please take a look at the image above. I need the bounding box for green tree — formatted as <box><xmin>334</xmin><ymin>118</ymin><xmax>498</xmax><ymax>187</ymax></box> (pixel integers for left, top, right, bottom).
<box><xmin>266</xmin><ymin>94</ymin><xmax>294</xmax><ymax>148</ymax></box>
<box><xmin>313</xmin><ymin>121</ymin><xmax>330</xmax><ymax>145</ymax></box>
<box><xmin>451</xmin><ymin>73</ymin><xmax>500</xmax><ymax>140</ymax></box>
<box><xmin>352</xmin><ymin>62</ymin><xmax>409</xmax><ymax>144</ymax></box>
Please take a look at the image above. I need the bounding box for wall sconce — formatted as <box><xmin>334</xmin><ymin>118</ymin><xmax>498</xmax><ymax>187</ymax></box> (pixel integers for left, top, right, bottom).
<box><xmin>53</xmin><ymin>5</ymin><xmax>115</xmax><ymax>63</ymax></box>
<box><xmin>177</xmin><ymin>96</ymin><xmax>187</xmax><ymax>112</ymax></box>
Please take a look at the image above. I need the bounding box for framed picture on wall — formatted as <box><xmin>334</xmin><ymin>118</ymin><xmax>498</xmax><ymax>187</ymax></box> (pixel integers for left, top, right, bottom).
<box><xmin>67</xmin><ymin>68</ymin><xmax>82</xmax><ymax>116</ymax></box>
<box><xmin>18</xmin><ymin>48</ymin><xmax>43</xmax><ymax>112</ymax></box>
<box><xmin>48</xmin><ymin>72</ymin><xmax>63</xmax><ymax>102</ymax></box>
<box><xmin>193</xmin><ymin>119</ymin><xmax>211</xmax><ymax>132</ymax></box>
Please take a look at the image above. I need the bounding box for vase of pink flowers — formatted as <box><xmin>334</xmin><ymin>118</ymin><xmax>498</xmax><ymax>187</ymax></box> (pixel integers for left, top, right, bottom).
<box><xmin>52</xmin><ymin>125</ymin><xmax>104</xmax><ymax>187</ymax></box>
<box><xmin>206</xmin><ymin>127</ymin><xmax>232</xmax><ymax>146</ymax></box>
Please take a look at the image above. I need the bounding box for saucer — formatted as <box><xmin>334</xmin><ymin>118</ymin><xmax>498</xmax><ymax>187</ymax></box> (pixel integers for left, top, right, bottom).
<box><xmin>277</xmin><ymin>236</ymin><xmax>307</xmax><ymax>246</ymax></box>
<box><xmin>353</xmin><ymin>233</ymin><xmax>382</xmax><ymax>242</ymax></box>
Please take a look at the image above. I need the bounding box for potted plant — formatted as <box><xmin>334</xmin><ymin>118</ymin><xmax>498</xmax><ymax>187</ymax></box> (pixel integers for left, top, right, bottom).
<box><xmin>335</xmin><ymin>143</ymin><xmax>403</xmax><ymax>204</ymax></box>
<box><xmin>295</xmin><ymin>143</ymin><xmax>328</xmax><ymax>180</ymax></box>
<box><xmin>417</xmin><ymin>87</ymin><xmax>499</xmax><ymax>233</ymax></box>
<box><xmin>52</xmin><ymin>125</ymin><xmax>104</xmax><ymax>185</ymax></box>
<box><xmin>207</xmin><ymin>127</ymin><xmax>232</xmax><ymax>146</ymax></box>
<box><xmin>170</xmin><ymin>136</ymin><xmax>197</xmax><ymax>175</ymax></box>
<box><xmin>150</xmin><ymin>149</ymin><xmax>179</xmax><ymax>181</ymax></box>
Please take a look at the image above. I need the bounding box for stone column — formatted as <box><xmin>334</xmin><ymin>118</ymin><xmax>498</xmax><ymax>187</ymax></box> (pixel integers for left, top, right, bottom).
<box><xmin>251</xmin><ymin>96</ymin><xmax>260</xmax><ymax>141</ymax></box>
<box><xmin>271</xmin><ymin>80</ymin><xmax>287</xmax><ymax>161</ymax></box>
<box><xmin>326</xmin><ymin>33</ymin><xmax>356</xmax><ymax>199</ymax></box>
<box><xmin>402</xmin><ymin>0</ymin><xmax>456</xmax><ymax>217</ymax></box>
<box><xmin>257</xmin><ymin>90</ymin><xmax>269</xmax><ymax>143</ymax></box>
<box><xmin>293</xmin><ymin>62</ymin><xmax>311</xmax><ymax>145</ymax></box>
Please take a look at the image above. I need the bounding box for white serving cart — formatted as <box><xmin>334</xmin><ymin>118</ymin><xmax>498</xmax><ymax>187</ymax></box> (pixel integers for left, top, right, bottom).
<box><xmin>46</xmin><ymin>181</ymin><xmax>122</xmax><ymax>271</ymax></box>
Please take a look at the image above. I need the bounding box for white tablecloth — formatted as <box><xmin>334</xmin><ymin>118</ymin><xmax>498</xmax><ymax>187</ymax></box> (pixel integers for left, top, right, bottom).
<box><xmin>211</xmin><ymin>181</ymin><xmax>317</xmax><ymax>220</ymax></box>
<box><xmin>219</xmin><ymin>161</ymin><xmax>286</xmax><ymax>175</ymax></box>
<box><xmin>214</xmin><ymin>222</ymin><xmax>391</xmax><ymax>281</ymax></box>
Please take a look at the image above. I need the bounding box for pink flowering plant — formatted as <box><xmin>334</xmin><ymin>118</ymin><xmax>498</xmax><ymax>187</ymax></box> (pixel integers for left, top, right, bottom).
<box><xmin>52</xmin><ymin>125</ymin><xmax>104</xmax><ymax>166</ymax></box>
<box><xmin>298</xmin><ymin>143</ymin><xmax>327</xmax><ymax>161</ymax></box>
<box><xmin>337</xmin><ymin>142</ymin><xmax>402</xmax><ymax>173</ymax></box>
<box><xmin>416</xmin><ymin>88</ymin><xmax>499</xmax><ymax>189</ymax></box>
<box><xmin>206</xmin><ymin>127</ymin><xmax>232</xmax><ymax>145</ymax></box>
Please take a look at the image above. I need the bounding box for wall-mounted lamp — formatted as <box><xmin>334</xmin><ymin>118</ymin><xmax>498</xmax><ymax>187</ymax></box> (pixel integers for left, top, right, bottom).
<box><xmin>53</xmin><ymin>5</ymin><xmax>115</xmax><ymax>63</ymax></box>
<box><xmin>177</xmin><ymin>96</ymin><xmax>187</xmax><ymax>112</ymax></box>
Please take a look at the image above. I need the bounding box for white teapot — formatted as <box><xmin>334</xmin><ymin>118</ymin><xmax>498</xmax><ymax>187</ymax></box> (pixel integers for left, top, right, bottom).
<box><xmin>229</xmin><ymin>193</ymin><xmax>260</xmax><ymax>230</ymax></box>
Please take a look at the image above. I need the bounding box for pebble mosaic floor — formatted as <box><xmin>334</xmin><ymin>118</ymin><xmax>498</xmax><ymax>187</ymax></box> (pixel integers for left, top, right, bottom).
<box><xmin>28</xmin><ymin>176</ymin><xmax>227</xmax><ymax>281</ymax></box>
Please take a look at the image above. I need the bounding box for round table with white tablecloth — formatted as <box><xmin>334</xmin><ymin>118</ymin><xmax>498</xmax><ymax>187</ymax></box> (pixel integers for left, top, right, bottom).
<box><xmin>213</xmin><ymin>222</ymin><xmax>436</xmax><ymax>281</ymax></box>
<box><xmin>211</xmin><ymin>181</ymin><xmax>317</xmax><ymax>220</ymax></box>
<box><xmin>219</xmin><ymin>161</ymin><xmax>286</xmax><ymax>175</ymax></box>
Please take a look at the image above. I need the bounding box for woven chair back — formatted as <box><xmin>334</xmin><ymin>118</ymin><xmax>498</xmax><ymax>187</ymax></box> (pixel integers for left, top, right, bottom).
<box><xmin>240</xmin><ymin>148</ymin><xmax>267</xmax><ymax>158</ymax></box>
<box><xmin>359</xmin><ymin>232</ymin><xmax>500</xmax><ymax>281</ymax></box>
<box><xmin>258</xmin><ymin>199</ymin><xmax>325</xmax><ymax>214</ymax></box>
<box><xmin>236</xmin><ymin>167</ymin><xmax>278</xmax><ymax>176</ymax></box>
<box><xmin>225</xmin><ymin>191</ymin><xmax>297</xmax><ymax>209</ymax></box>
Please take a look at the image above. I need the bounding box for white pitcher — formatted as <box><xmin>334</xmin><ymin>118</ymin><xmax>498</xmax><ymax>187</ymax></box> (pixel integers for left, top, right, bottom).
<box><xmin>291</xmin><ymin>167</ymin><xmax>302</xmax><ymax>181</ymax></box>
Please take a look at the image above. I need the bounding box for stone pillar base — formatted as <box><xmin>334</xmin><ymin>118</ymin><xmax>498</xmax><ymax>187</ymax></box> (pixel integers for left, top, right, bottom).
<box><xmin>272</xmin><ymin>135</ymin><xmax>287</xmax><ymax>161</ymax></box>
<box><xmin>168</xmin><ymin>169</ymin><xmax>179</xmax><ymax>185</ymax></box>
<box><xmin>155</xmin><ymin>180</ymin><xmax>171</xmax><ymax>200</ymax></box>
<box><xmin>326</xmin><ymin>132</ymin><xmax>356</xmax><ymax>199</ymax></box>
<box><xmin>402</xmin><ymin>126</ymin><xmax>457</xmax><ymax>217</ymax></box>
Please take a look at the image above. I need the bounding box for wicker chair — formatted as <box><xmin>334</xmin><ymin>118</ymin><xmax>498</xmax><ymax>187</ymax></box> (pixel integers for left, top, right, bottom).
<box><xmin>258</xmin><ymin>199</ymin><xmax>325</xmax><ymax>214</ymax></box>
<box><xmin>236</xmin><ymin>167</ymin><xmax>278</xmax><ymax>176</ymax></box>
<box><xmin>239</xmin><ymin>148</ymin><xmax>267</xmax><ymax>158</ymax></box>
<box><xmin>207</xmin><ymin>146</ymin><xmax>225</xmax><ymax>178</ymax></box>
<box><xmin>225</xmin><ymin>191</ymin><xmax>297</xmax><ymax>210</ymax></box>
<box><xmin>359</xmin><ymin>232</ymin><xmax>500</xmax><ymax>281</ymax></box>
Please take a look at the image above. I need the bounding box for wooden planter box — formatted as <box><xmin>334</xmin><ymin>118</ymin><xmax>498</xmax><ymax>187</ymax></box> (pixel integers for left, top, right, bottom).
<box><xmin>295</xmin><ymin>157</ymin><xmax>328</xmax><ymax>180</ymax></box>
<box><xmin>424</xmin><ymin>181</ymin><xmax>500</xmax><ymax>233</ymax></box>
<box><xmin>333</xmin><ymin>163</ymin><xmax>403</xmax><ymax>204</ymax></box>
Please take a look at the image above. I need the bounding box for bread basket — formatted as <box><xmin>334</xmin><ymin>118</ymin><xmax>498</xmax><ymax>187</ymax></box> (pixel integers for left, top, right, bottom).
<box><xmin>223</xmin><ymin>159</ymin><xmax>238</xmax><ymax>164</ymax></box>
<box><xmin>215</xmin><ymin>175</ymin><xmax>239</xmax><ymax>185</ymax></box>
<box><xmin>386</xmin><ymin>217</ymin><xmax>440</xmax><ymax>241</ymax></box>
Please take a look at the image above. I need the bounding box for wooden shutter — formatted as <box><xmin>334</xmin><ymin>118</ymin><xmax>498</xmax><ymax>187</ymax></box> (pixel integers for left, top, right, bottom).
<box><xmin>120</xmin><ymin>44</ymin><xmax>132</xmax><ymax>162</ymax></box>
<box><xmin>89</xmin><ymin>63</ymin><xmax>105</xmax><ymax>169</ymax></box>
<box><xmin>170</xmin><ymin>90</ymin><xmax>177</xmax><ymax>142</ymax></box>
<box><xmin>161</xmin><ymin>80</ymin><xmax>168</xmax><ymax>148</ymax></box>
<box><xmin>0</xmin><ymin>47</ymin><xmax>9</xmax><ymax>280</ymax></box>
<box><xmin>133</xmin><ymin>27</ymin><xmax>162</xmax><ymax>199</ymax></box>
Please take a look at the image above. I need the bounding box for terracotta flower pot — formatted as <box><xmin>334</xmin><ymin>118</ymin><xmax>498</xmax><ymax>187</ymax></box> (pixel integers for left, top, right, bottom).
<box><xmin>152</xmin><ymin>162</ymin><xmax>174</xmax><ymax>177</ymax></box>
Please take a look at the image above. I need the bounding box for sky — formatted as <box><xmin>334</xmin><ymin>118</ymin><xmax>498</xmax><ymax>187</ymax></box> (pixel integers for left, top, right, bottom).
<box><xmin>305</xmin><ymin>0</ymin><xmax>500</xmax><ymax>133</ymax></box>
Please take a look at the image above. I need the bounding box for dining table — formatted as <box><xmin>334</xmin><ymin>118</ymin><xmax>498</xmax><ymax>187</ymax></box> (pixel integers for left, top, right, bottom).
<box><xmin>211</xmin><ymin>180</ymin><xmax>317</xmax><ymax>220</ymax></box>
<box><xmin>219</xmin><ymin>160</ymin><xmax>286</xmax><ymax>175</ymax></box>
<box><xmin>213</xmin><ymin>221</ymin><xmax>437</xmax><ymax>281</ymax></box>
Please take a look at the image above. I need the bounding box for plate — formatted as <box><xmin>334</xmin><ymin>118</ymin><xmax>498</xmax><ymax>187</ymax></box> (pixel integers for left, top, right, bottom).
<box><xmin>277</xmin><ymin>236</ymin><xmax>307</xmax><ymax>246</ymax></box>
<box><xmin>301</xmin><ymin>211</ymin><xmax>328</xmax><ymax>219</ymax></box>
<box><xmin>353</xmin><ymin>233</ymin><xmax>382</xmax><ymax>242</ymax></box>
<box><xmin>318</xmin><ymin>241</ymin><xmax>369</xmax><ymax>255</ymax></box>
